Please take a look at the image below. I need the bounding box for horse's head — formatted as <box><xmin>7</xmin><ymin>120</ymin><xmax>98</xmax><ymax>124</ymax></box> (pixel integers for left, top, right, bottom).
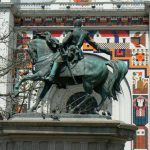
<box><xmin>26</xmin><ymin>41</ymin><xmax>38</xmax><ymax>65</ymax></box>
<box><xmin>26</xmin><ymin>38</ymin><xmax>54</xmax><ymax>64</ymax></box>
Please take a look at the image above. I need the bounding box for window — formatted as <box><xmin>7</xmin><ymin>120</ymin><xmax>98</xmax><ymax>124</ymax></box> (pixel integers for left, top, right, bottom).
<box><xmin>107</xmin><ymin>38</ymin><xmax>110</xmax><ymax>43</ymax></box>
<box><xmin>123</xmin><ymin>38</ymin><xmax>126</xmax><ymax>43</ymax></box>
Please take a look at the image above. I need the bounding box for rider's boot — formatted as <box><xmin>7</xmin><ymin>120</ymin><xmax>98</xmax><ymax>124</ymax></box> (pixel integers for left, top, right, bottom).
<box><xmin>76</xmin><ymin>47</ymin><xmax>84</xmax><ymax>59</ymax></box>
<box><xmin>47</xmin><ymin>62</ymin><xmax>59</xmax><ymax>82</ymax></box>
<box><xmin>79</xmin><ymin>50</ymin><xmax>84</xmax><ymax>60</ymax></box>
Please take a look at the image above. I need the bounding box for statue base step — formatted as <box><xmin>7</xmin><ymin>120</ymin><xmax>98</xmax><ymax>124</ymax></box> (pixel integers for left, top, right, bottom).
<box><xmin>0</xmin><ymin>118</ymin><xmax>137</xmax><ymax>150</ymax></box>
<box><xmin>12</xmin><ymin>112</ymin><xmax>111</xmax><ymax>119</ymax></box>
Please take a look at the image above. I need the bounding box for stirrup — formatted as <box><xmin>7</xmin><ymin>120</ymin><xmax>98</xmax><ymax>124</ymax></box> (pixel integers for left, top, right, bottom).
<box><xmin>48</xmin><ymin>76</ymin><xmax>54</xmax><ymax>82</ymax></box>
<box><xmin>45</xmin><ymin>75</ymin><xmax>54</xmax><ymax>82</ymax></box>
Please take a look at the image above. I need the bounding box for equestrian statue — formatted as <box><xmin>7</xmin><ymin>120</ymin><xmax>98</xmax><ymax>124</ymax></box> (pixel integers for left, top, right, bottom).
<box><xmin>14</xmin><ymin>19</ymin><xmax>128</xmax><ymax>114</ymax></box>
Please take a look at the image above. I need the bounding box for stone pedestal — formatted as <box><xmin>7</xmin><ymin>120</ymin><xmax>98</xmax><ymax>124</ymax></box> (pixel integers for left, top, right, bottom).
<box><xmin>0</xmin><ymin>118</ymin><xmax>137</xmax><ymax>150</ymax></box>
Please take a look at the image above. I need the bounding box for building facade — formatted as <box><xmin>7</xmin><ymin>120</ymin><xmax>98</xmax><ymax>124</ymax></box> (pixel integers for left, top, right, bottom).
<box><xmin>0</xmin><ymin>0</ymin><xmax>149</xmax><ymax>150</ymax></box>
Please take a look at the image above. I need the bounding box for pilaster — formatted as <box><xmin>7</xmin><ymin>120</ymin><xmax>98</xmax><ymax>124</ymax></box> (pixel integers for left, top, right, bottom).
<box><xmin>0</xmin><ymin>3</ymin><xmax>14</xmax><ymax>116</ymax></box>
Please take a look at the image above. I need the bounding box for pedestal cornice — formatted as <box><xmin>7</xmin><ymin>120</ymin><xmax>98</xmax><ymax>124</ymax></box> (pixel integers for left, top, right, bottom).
<box><xmin>0</xmin><ymin>119</ymin><xmax>137</xmax><ymax>141</ymax></box>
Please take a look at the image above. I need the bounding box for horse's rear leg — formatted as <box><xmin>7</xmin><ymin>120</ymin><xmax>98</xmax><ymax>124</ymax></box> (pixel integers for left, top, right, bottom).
<box><xmin>83</xmin><ymin>80</ymin><xmax>93</xmax><ymax>95</ymax></box>
<box><xmin>39</xmin><ymin>81</ymin><xmax>51</xmax><ymax>99</ymax></box>
<box><xmin>30</xmin><ymin>81</ymin><xmax>52</xmax><ymax>112</ymax></box>
<box><xmin>94</xmin><ymin>87</ymin><xmax>108</xmax><ymax>112</ymax></box>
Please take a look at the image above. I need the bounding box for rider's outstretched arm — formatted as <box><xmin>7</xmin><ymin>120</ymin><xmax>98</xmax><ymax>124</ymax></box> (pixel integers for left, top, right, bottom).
<box><xmin>85</xmin><ymin>33</ymin><xmax>111</xmax><ymax>55</ymax></box>
<box><xmin>97</xmin><ymin>46</ymin><xmax>112</xmax><ymax>55</ymax></box>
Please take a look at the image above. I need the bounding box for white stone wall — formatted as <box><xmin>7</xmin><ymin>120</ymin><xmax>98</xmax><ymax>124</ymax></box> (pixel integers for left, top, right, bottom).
<box><xmin>1</xmin><ymin>0</ymin><xmax>11</xmax><ymax>2</ymax></box>
<box><xmin>0</xmin><ymin>9</ymin><xmax>14</xmax><ymax>113</ymax></box>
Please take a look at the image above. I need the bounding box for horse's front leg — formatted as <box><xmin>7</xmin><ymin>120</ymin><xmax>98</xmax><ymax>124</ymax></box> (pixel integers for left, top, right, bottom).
<box><xmin>14</xmin><ymin>73</ymin><xmax>41</xmax><ymax>97</ymax></box>
<box><xmin>29</xmin><ymin>97</ymin><xmax>42</xmax><ymax>112</ymax></box>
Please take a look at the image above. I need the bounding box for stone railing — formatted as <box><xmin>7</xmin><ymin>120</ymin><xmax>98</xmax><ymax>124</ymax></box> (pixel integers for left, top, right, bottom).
<box><xmin>12</xmin><ymin>1</ymin><xmax>145</xmax><ymax>11</ymax></box>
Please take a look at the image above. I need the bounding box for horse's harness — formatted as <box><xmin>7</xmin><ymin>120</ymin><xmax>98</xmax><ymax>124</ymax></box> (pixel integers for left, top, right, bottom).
<box><xmin>28</xmin><ymin>40</ymin><xmax>81</xmax><ymax>84</ymax></box>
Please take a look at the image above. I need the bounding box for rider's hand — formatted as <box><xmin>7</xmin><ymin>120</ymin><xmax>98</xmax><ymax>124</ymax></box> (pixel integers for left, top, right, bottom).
<box><xmin>105</xmin><ymin>48</ymin><xmax>112</xmax><ymax>56</ymax></box>
<box><xmin>98</xmin><ymin>46</ymin><xmax>112</xmax><ymax>56</ymax></box>
<box><xmin>59</xmin><ymin>43</ymin><xmax>64</xmax><ymax>48</ymax></box>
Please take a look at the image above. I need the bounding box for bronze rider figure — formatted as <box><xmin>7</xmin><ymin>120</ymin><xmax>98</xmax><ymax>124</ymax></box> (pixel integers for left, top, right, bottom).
<box><xmin>44</xmin><ymin>19</ymin><xmax>111</xmax><ymax>82</ymax></box>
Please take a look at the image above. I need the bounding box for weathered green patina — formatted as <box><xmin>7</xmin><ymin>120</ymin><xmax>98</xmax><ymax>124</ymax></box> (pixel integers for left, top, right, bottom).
<box><xmin>14</xmin><ymin>35</ymin><xmax>128</xmax><ymax>113</ymax></box>
<box><xmin>14</xmin><ymin>19</ymin><xmax>128</xmax><ymax>113</ymax></box>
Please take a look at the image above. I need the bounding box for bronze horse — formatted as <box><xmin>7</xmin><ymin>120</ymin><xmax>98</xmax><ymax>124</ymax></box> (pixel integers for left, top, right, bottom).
<box><xmin>14</xmin><ymin>38</ymin><xmax>128</xmax><ymax>113</ymax></box>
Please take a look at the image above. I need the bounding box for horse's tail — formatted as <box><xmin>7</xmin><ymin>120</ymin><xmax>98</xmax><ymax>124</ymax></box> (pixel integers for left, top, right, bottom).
<box><xmin>106</xmin><ymin>60</ymin><xmax>128</xmax><ymax>100</ymax></box>
<box><xmin>113</xmin><ymin>60</ymin><xmax>128</xmax><ymax>92</ymax></box>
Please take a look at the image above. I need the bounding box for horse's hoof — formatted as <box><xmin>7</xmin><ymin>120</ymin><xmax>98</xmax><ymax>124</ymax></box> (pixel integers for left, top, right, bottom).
<box><xmin>107</xmin><ymin>111</ymin><xmax>111</xmax><ymax>116</ymax></box>
<box><xmin>28</xmin><ymin>109</ymin><xmax>34</xmax><ymax>112</ymax></box>
<box><xmin>28</xmin><ymin>106</ymin><xmax>37</xmax><ymax>112</ymax></box>
<box><xmin>113</xmin><ymin>96</ymin><xmax>118</xmax><ymax>101</ymax></box>
<box><xmin>102</xmin><ymin>112</ymin><xmax>106</xmax><ymax>116</ymax></box>
<box><xmin>95</xmin><ymin>107</ymin><xmax>101</xmax><ymax>112</ymax></box>
<box><xmin>42</xmin><ymin>113</ymin><xmax>46</xmax><ymax>119</ymax></box>
<box><xmin>28</xmin><ymin>109</ymin><xmax>32</xmax><ymax>113</ymax></box>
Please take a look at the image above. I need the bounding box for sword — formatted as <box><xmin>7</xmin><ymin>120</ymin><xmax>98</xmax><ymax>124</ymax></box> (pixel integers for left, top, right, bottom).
<box><xmin>66</xmin><ymin>60</ymin><xmax>78</xmax><ymax>85</ymax></box>
<box><xmin>59</xmin><ymin>45</ymin><xmax>78</xmax><ymax>85</ymax></box>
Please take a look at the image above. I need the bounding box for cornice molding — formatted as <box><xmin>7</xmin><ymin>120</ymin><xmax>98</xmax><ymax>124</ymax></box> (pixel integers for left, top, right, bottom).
<box><xmin>14</xmin><ymin>25</ymin><xmax>149</xmax><ymax>31</ymax></box>
<box><xmin>0</xmin><ymin>2</ymin><xmax>13</xmax><ymax>8</ymax></box>
<box><xmin>144</xmin><ymin>1</ymin><xmax>150</xmax><ymax>14</ymax></box>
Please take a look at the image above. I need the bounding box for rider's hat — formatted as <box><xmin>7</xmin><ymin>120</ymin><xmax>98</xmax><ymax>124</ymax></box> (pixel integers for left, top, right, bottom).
<box><xmin>43</xmin><ymin>32</ymin><xmax>52</xmax><ymax>38</ymax></box>
<box><xmin>73</xmin><ymin>18</ymin><xmax>82</xmax><ymax>27</ymax></box>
